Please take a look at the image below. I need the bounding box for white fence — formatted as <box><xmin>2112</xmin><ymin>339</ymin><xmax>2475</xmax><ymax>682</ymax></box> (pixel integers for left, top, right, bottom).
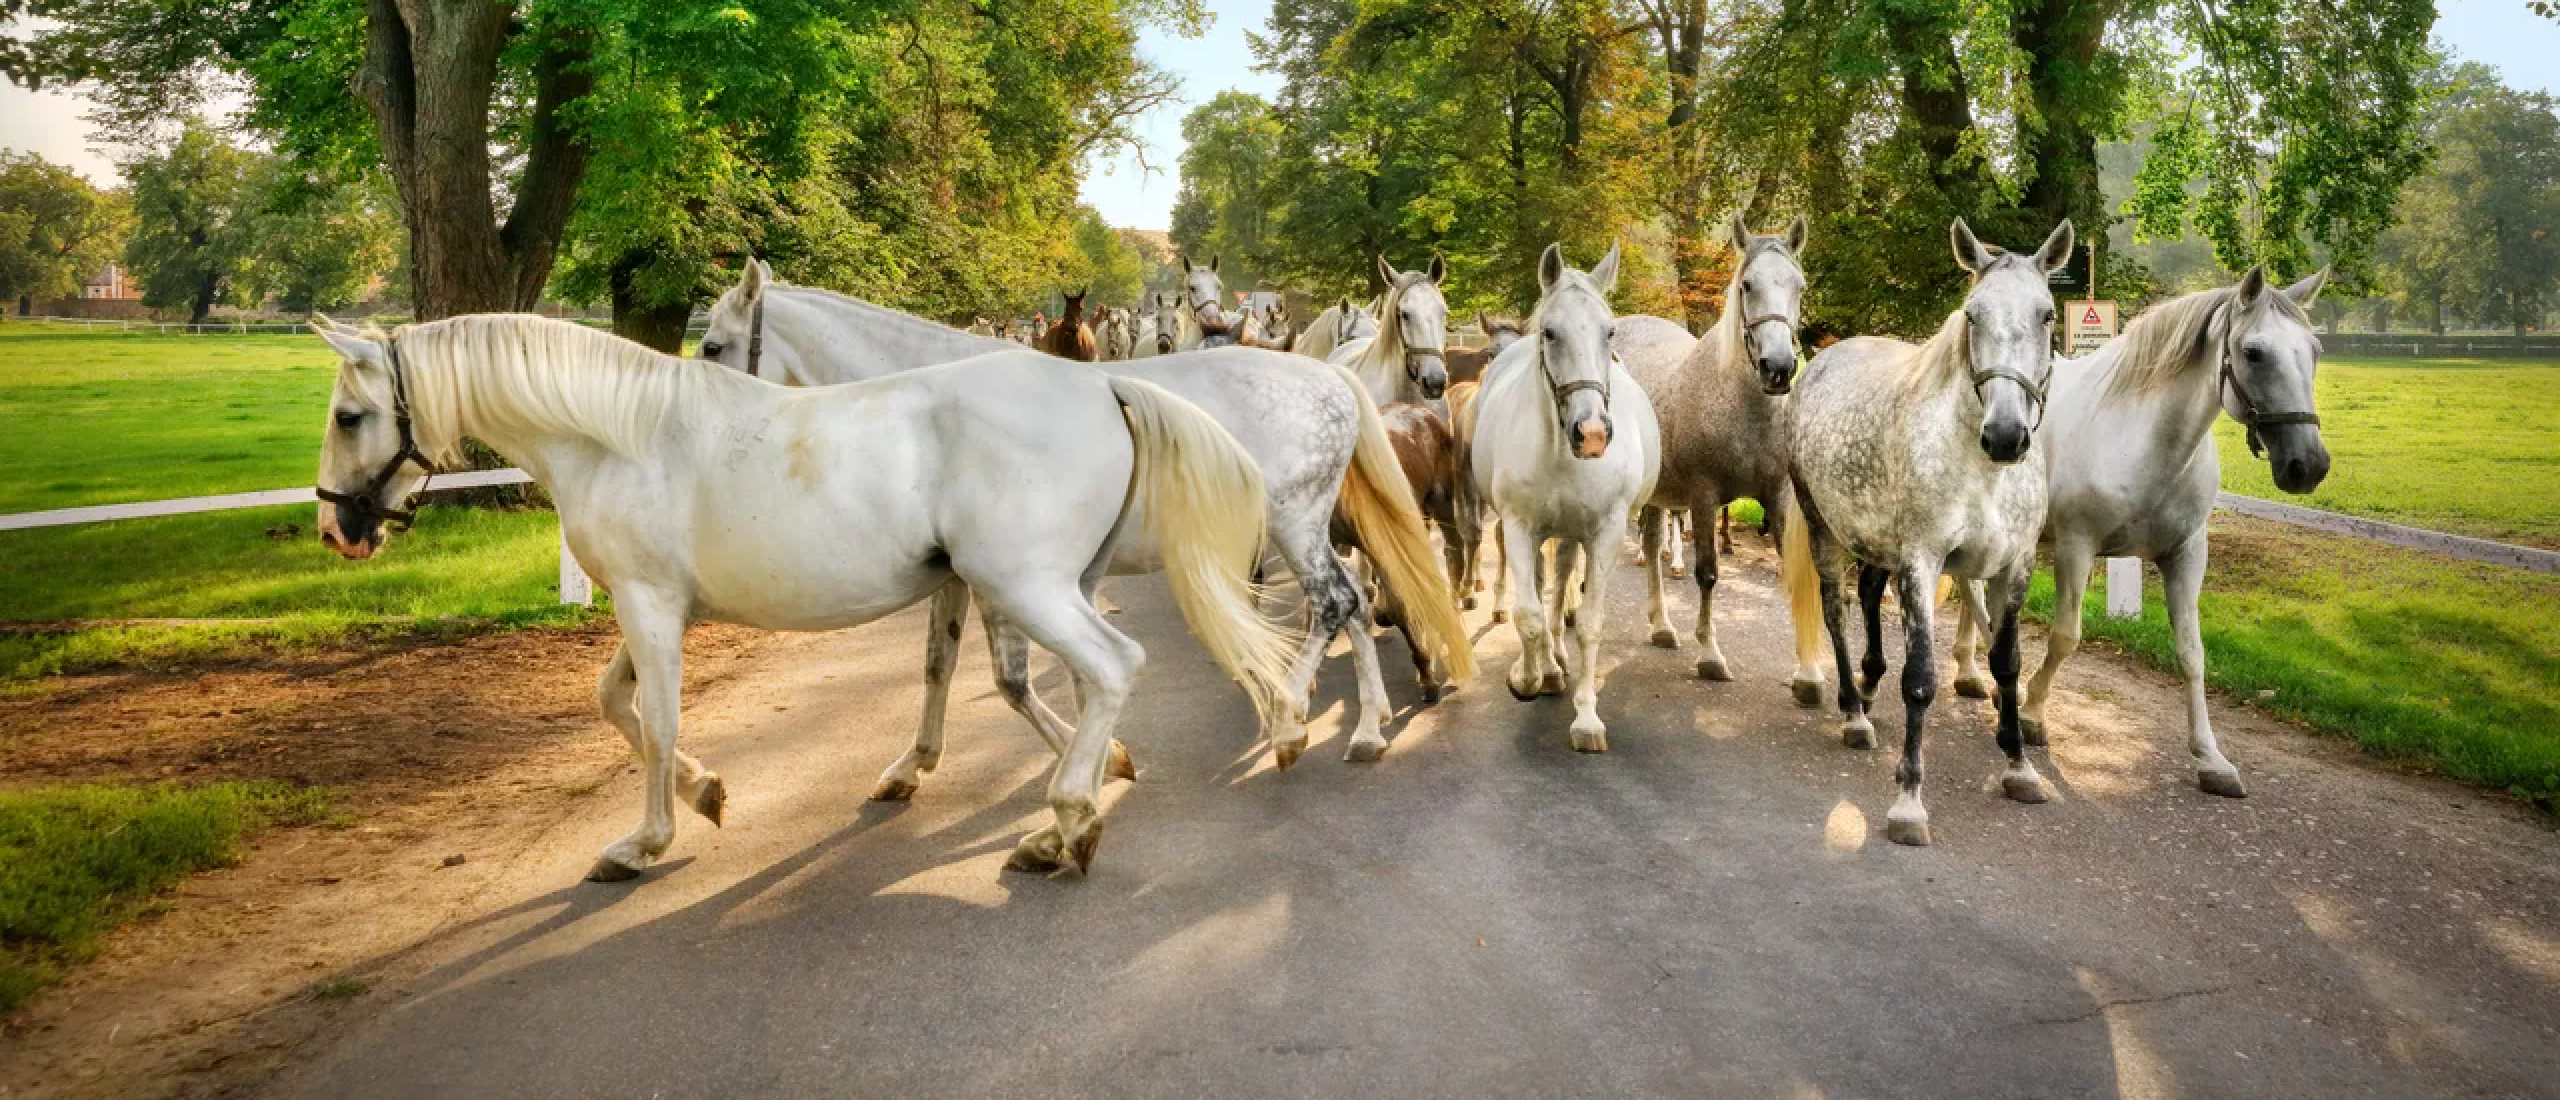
<box><xmin>0</xmin><ymin>469</ymin><xmax>594</xmax><ymax>607</ymax></box>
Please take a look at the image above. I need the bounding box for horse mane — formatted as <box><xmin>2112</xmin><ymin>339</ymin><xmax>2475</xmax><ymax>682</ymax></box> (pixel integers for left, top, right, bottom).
<box><xmin>2102</xmin><ymin>283</ymin><xmax>2315</xmax><ymax>396</ymax></box>
<box><xmin>1896</xmin><ymin>309</ymin><xmax>1975</xmax><ymax>396</ymax></box>
<box><xmin>1347</xmin><ymin>271</ymin><xmax>1433</xmax><ymax>383</ymax></box>
<box><xmin>376</xmin><ymin>314</ymin><xmax>706</xmax><ymax>462</ymax></box>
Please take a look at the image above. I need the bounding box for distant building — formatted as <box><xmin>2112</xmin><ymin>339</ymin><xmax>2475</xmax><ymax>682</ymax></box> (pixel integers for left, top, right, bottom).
<box><xmin>82</xmin><ymin>263</ymin><xmax>140</xmax><ymax>301</ymax></box>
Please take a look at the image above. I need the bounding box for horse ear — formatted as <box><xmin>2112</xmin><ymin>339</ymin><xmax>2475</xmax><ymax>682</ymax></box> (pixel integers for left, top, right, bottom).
<box><xmin>2234</xmin><ymin>264</ymin><xmax>2268</xmax><ymax>307</ymax></box>
<box><xmin>1339</xmin><ymin>295</ymin><xmax>1355</xmax><ymax>314</ymax></box>
<box><xmin>1728</xmin><ymin>211</ymin><xmax>1754</xmax><ymax>254</ymax></box>
<box><xmin>738</xmin><ymin>257</ymin><xmax>768</xmax><ymax>305</ymax></box>
<box><xmin>2283</xmin><ymin>268</ymin><xmax>2329</xmax><ymax>308</ymax></box>
<box><xmin>314</xmin><ymin>321</ymin><xmax>386</xmax><ymax>369</ymax></box>
<box><xmin>1377</xmin><ymin>254</ymin><xmax>1399</xmax><ymax>286</ymax></box>
<box><xmin>1210</xmin><ymin>255</ymin><xmax>1221</xmax><ymax>274</ymax></box>
<box><xmin>1786</xmin><ymin>214</ymin><xmax>1809</xmax><ymax>254</ymax></box>
<box><xmin>1950</xmin><ymin>218</ymin><xmax>1993</xmax><ymax>275</ymax></box>
<box><xmin>1538</xmin><ymin>242</ymin><xmax>1566</xmax><ymax>293</ymax></box>
<box><xmin>1428</xmin><ymin>254</ymin><xmax>1446</xmax><ymax>284</ymax></box>
<box><xmin>1590</xmin><ymin>241</ymin><xmax>1623</xmax><ymax>296</ymax></box>
<box><xmin>2034</xmin><ymin>220</ymin><xmax>2077</xmax><ymax>274</ymax></box>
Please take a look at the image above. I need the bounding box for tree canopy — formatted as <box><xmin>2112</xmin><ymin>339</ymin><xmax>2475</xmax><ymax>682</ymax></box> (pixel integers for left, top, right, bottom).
<box><xmin>0</xmin><ymin>151</ymin><xmax>126</xmax><ymax>312</ymax></box>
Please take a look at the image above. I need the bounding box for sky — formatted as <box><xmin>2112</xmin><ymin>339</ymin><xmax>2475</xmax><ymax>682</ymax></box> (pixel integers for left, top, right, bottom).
<box><xmin>4</xmin><ymin>0</ymin><xmax>2553</xmax><ymax>228</ymax></box>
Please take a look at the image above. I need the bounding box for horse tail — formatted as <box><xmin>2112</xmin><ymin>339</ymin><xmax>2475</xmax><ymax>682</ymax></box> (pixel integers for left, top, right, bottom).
<box><xmin>1329</xmin><ymin>364</ymin><xmax>1478</xmax><ymax>682</ymax></box>
<box><xmin>1777</xmin><ymin>488</ymin><xmax>1828</xmax><ymax>701</ymax></box>
<box><xmin>1107</xmin><ymin>376</ymin><xmax>1305</xmax><ymax>736</ymax></box>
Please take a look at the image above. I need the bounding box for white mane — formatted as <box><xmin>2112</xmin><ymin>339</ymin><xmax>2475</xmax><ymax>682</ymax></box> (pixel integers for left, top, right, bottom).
<box><xmin>365</xmin><ymin>314</ymin><xmax>711</xmax><ymax>462</ymax></box>
<box><xmin>1345</xmin><ymin>272</ymin><xmax>1436</xmax><ymax>392</ymax></box>
<box><xmin>2102</xmin><ymin>284</ymin><xmax>2317</xmax><ymax>396</ymax></box>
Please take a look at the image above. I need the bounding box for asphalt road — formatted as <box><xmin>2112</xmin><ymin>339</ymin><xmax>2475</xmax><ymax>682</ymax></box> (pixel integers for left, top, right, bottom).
<box><xmin>258</xmin><ymin>542</ymin><xmax>2560</xmax><ymax>1099</ymax></box>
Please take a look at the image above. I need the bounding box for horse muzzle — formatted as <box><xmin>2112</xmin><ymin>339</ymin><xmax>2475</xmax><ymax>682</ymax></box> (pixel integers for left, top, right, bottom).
<box><xmin>1756</xmin><ymin>352</ymin><xmax>1798</xmax><ymax>396</ymax></box>
<box><xmin>2266</xmin><ymin>428</ymin><xmax>2332</xmax><ymax>494</ymax></box>
<box><xmin>1978</xmin><ymin>419</ymin><xmax>2032</xmax><ymax>465</ymax></box>
<box><xmin>1413</xmin><ymin>356</ymin><xmax>1448</xmax><ymax>400</ymax></box>
<box><xmin>1572</xmin><ymin>416</ymin><xmax>1614</xmax><ymax>459</ymax></box>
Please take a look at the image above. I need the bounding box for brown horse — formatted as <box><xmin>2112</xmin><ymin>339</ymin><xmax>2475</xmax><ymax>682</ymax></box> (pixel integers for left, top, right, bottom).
<box><xmin>1444</xmin><ymin>313</ymin><xmax>1526</xmax><ymax>386</ymax></box>
<box><xmin>1039</xmin><ymin>290</ymin><xmax>1098</xmax><ymax>361</ymax></box>
<box><xmin>1372</xmin><ymin>400</ymin><xmax>1470</xmax><ymax>700</ymax></box>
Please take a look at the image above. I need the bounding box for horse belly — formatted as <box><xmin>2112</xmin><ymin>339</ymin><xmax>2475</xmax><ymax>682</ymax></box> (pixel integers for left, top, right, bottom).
<box><xmin>687</xmin><ymin>528</ymin><xmax>951</xmax><ymax>631</ymax></box>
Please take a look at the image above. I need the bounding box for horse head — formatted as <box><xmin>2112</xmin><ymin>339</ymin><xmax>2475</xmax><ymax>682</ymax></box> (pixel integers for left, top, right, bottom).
<box><xmin>701</xmin><ymin>258</ymin><xmax>790</xmax><ymax>382</ymax></box>
<box><xmin>2218</xmin><ymin>265</ymin><xmax>2332</xmax><ymax>492</ymax></box>
<box><xmin>1530</xmin><ymin>241</ymin><xmax>1623</xmax><ymax>460</ymax></box>
<box><xmin>310</xmin><ymin>317</ymin><xmax>442</xmax><ymax>560</ymax></box>
<box><xmin>1727</xmin><ymin>212</ymin><xmax>1810</xmax><ymax>396</ymax></box>
<box><xmin>1479</xmin><ymin>313</ymin><xmax>1526</xmax><ymax>356</ymax></box>
<box><xmin>1380</xmin><ymin>254</ymin><xmax>1451</xmax><ymax>400</ymax></box>
<box><xmin>1951</xmin><ymin>217</ymin><xmax>2072</xmax><ymax>464</ymax></box>
<box><xmin>1179</xmin><ymin>254</ymin><xmax>1229</xmax><ymax>335</ymax></box>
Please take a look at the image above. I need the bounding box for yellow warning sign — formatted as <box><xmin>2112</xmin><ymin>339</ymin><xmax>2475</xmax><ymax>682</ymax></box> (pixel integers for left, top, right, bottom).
<box><xmin>2067</xmin><ymin>299</ymin><xmax>2118</xmax><ymax>355</ymax></box>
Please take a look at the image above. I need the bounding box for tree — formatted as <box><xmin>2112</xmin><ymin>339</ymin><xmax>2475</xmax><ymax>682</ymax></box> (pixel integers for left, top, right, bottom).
<box><xmin>2373</xmin><ymin>65</ymin><xmax>2560</xmax><ymax>334</ymax></box>
<box><xmin>1066</xmin><ymin>205</ymin><xmax>1145</xmax><ymax>307</ymax></box>
<box><xmin>0</xmin><ymin>150</ymin><xmax>126</xmax><ymax>315</ymax></box>
<box><xmin>121</xmin><ymin>123</ymin><xmax>258</xmax><ymax>324</ymax></box>
<box><xmin>241</xmin><ymin>169</ymin><xmax>402</xmax><ymax>314</ymax></box>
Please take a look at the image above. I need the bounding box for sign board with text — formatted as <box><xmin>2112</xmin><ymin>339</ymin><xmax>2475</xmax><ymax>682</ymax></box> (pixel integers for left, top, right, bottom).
<box><xmin>2067</xmin><ymin>299</ymin><xmax>2119</xmax><ymax>356</ymax></box>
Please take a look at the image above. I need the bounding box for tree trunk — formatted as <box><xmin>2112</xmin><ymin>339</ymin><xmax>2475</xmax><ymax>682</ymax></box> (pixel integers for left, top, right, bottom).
<box><xmin>2371</xmin><ymin>298</ymin><xmax>2389</xmax><ymax>332</ymax></box>
<box><xmin>2430</xmin><ymin>289</ymin><xmax>2444</xmax><ymax>335</ymax></box>
<box><xmin>1883</xmin><ymin>10</ymin><xmax>1983</xmax><ymax>207</ymax></box>
<box><xmin>610</xmin><ymin>251</ymin><xmax>693</xmax><ymax>354</ymax></box>
<box><xmin>357</xmin><ymin>0</ymin><xmax>592</xmax><ymax>321</ymax></box>
<box><xmin>2010</xmin><ymin>0</ymin><xmax>2115</xmax><ymax>237</ymax></box>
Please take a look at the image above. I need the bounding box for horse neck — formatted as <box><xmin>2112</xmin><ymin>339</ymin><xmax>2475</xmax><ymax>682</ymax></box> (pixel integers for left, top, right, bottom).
<box><xmin>772</xmin><ymin>286</ymin><xmax>1008</xmax><ymax>382</ymax></box>
<box><xmin>403</xmin><ymin>320</ymin><xmax>733</xmax><ymax>471</ymax></box>
<box><xmin>1694</xmin><ymin>307</ymin><xmax>1760</xmax><ymax>397</ymax></box>
<box><xmin>2062</xmin><ymin>331</ymin><xmax>2225</xmax><ymax>473</ymax></box>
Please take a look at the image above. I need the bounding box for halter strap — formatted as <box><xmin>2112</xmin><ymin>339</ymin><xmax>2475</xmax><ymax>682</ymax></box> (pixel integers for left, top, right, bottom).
<box><xmin>744</xmin><ymin>294</ymin><xmax>766</xmax><ymax>379</ymax></box>
<box><xmin>315</xmin><ymin>334</ymin><xmax>437</xmax><ymax>531</ymax></box>
<box><xmin>2216</xmin><ymin>310</ymin><xmax>2321</xmax><ymax>457</ymax></box>
<box><xmin>1970</xmin><ymin>362</ymin><xmax>2049</xmax><ymax>432</ymax></box>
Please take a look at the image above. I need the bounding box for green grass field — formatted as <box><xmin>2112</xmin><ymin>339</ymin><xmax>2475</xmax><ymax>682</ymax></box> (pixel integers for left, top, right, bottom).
<box><xmin>2212</xmin><ymin>357</ymin><xmax>2560</xmax><ymax>547</ymax></box>
<box><xmin>0</xmin><ymin>324</ymin><xmax>595</xmax><ymax>679</ymax></box>
<box><xmin>0</xmin><ymin>781</ymin><xmax>333</xmax><ymax>1012</ymax></box>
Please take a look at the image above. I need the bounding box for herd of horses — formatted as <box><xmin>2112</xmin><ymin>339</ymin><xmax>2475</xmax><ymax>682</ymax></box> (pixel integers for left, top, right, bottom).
<box><xmin>307</xmin><ymin>212</ymin><xmax>2331</xmax><ymax>880</ymax></box>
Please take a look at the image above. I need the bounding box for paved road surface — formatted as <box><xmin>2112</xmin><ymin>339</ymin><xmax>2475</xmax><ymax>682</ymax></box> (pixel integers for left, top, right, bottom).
<box><xmin>259</xmin><ymin>544</ymin><xmax>2560</xmax><ymax>1099</ymax></box>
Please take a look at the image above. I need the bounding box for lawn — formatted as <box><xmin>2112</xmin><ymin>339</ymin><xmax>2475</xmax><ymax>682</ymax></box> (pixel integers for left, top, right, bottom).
<box><xmin>2037</xmin><ymin>515</ymin><xmax>2560</xmax><ymax>811</ymax></box>
<box><xmin>2210</xmin><ymin>356</ymin><xmax>2560</xmax><ymax>548</ymax></box>
<box><xmin>0</xmin><ymin>323</ymin><xmax>595</xmax><ymax>678</ymax></box>
<box><xmin>0</xmin><ymin>781</ymin><xmax>333</xmax><ymax>1012</ymax></box>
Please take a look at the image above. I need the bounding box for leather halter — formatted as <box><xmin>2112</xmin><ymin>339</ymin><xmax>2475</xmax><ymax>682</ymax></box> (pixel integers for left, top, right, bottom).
<box><xmin>1540</xmin><ymin>346</ymin><xmax>1617</xmax><ymax>439</ymax></box>
<box><xmin>1970</xmin><ymin>362</ymin><xmax>2049</xmax><ymax>432</ymax></box>
<box><xmin>2216</xmin><ymin>304</ymin><xmax>2321</xmax><ymax>457</ymax></box>
<box><xmin>744</xmin><ymin>295</ymin><xmax>766</xmax><ymax>379</ymax></box>
<box><xmin>315</xmin><ymin>334</ymin><xmax>436</xmax><ymax>532</ymax></box>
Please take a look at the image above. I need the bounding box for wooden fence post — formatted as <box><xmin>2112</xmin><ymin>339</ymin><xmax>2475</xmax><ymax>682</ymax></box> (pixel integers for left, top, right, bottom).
<box><xmin>2104</xmin><ymin>556</ymin><xmax>2143</xmax><ymax>619</ymax></box>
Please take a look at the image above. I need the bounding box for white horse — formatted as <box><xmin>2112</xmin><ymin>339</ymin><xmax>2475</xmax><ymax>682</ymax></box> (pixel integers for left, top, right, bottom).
<box><xmin>1471</xmin><ymin>243</ymin><xmax>1661</xmax><ymax>751</ymax></box>
<box><xmin>1789</xmin><ymin>218</ymin><xmax>2073</xmax><ymax>846</ymax></box>
<box><xmin>1175</xmin><ymin>255</ymin><xmax>1237</xmax><ymax>350</ymax></box>
<box><xmin>1948</xmin><ymin>267</ymin><xmax>2331</xmax><ymax>798</ymax></box>
<box><xmin>308</xmin><ymin>314</ymin><xmax>1296</xmax><ymax>879</ymax></box>
<box><xmin>1292</xmin><ymin>296</ymin><xmax>1378</xmax><ymax>360</ymax></box>
<box><xmin>1096</xmin><ymin>307</ymin><xmax>1136</xmax><ymax>361</ymax></box>
<box><xmin>701</xmin><ymin>263</ymin><xmax>1472</xmax><ymax>773</ymax></box>
<box><xmin>1614</xmin><ymin>213</ymin><xmax>1827</xmax><ymax>699</ymax></box>
<box><xmin>1131</xmin><ymin>293</ymin><xmax>1178</xmax><ymax>358</ymax></box>
<box><xmin>1329</xmin><ymin>256</ymin><xmax>1452</xmax><ymax>406</ymax></box>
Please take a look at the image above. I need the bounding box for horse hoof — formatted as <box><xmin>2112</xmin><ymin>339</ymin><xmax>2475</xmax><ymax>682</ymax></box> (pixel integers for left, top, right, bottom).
<box><xmin>1005</xmin><ymin>827</ymin><xmax>1070</xmax><ymax>873</ymax></box>
<box><xmin>1884</xmin><ymin>818</ymin><xmax>1933</xmax><ymax>847</ymax></box>
<box><xmin>1650</xmin><ymin>629</ymin><xmax>1680</xmax><ymax>649</ymax></box>
<box><xmin>1491</xmin><ymin>610</ymin><xmax>1509</xmax><ymax>624</ymax></box>
<box><xmin>1563</xmin><ymin>612</ymin><xmax>1578</xmax><ymax>631</ymax></box>
<box><xmin>1507</xmin><ymin>678</ymin><xmax>1539</xmax><ymax>702</ymax></box>
<box><xmin>1953</xmin><ymin>676</ymin><xmax>1991</xmax><ymax>700</ymax></box>
<box><xmin>1539</xmin><ymin>673</ymin><xmax>1567</xmax><ymax>697</ymax></box>
<box><xmin>1344</xmin><ymin>737</ymin><xmax>1387</xmax><ymax>763</ymax></box>
<box><xmin>693</xmin><ymin>776</ymin><xmax>727</xmax><ymax>825</ymax></box>
<box><xmin>1474</xmin><ymin>579</ymin><xmax>1486</xmax><ymax>592</ymax></box>
<box><xmin>1068</xmin><ymin>822</ymin><xmax>1104</xmax><ymax>874</ymax></box>
<box><xmin>586</xmin><ymin>857</ymin><xmax>644</xmax><ymax>883</ymax></box>
<box><xmin>869</xmin><ymin>777</ymin><xmax>918</xmax><ymax>803</ymax></box>
<box><xmin>1668</xmin><ymin>567</ymin><xmax>1688</xmax><ymax>579</ymax></box>
<box><xmin>2002</xmin><ymin>773</ymin><xmax>2052</xmax><ymax>804</ymax></box>
<box><xmin>1418</xmin><ymin>681</ymin><xmax>1446</xmax><ymax>704</ymax></box>
<box><xmin>1695</xmin><ymin>657</ymin><xmax>1734</xmax><ymax>682</ymax></box>
<box><xmin>1842</xmin><ymin>720</ymin><xmax>1876</xmax><ymax>751</ymax></box>
<box><xmin>1790</xmin><ymin>677</ymin><xmax>1826</xmax><ymax>708</ymax></box>
<box><xmin>1107</xmin><ymin>739</ymin><xmax>1139</xmax><ymax>782</ymax></box>
<box><xmin>1462</xmin><ymin>596</ymin><xmax>1478</xmax><ymax>611</ymax></box>
<box><xmin>2198</xmin><ymin>769</ymin><xmax>2249</xmax><ymax>799</ymax></box>
<box><xmin>1273</xmin><ymin>738</ymin><xmax>1307</xmax><ymax>770</ymax></box>
<box><xmin>1569</xmin><ymin>728</ymin><xmax>1608</xmax><ymax>754</ymax></box>
<box><xmin>2020</xmin><ymin>714</ymin><xmax>2050</xmax><ymax>747</ymax></box>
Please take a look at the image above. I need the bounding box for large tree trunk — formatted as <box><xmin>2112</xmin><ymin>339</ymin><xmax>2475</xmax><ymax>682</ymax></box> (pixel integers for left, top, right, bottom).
<box><xmin>356</xmin><ymin>0</ymin><xmax>592</xmax><ymax>321</ymax></box>
<box><xmin>2371</xmin><ymin>298</ymin><xmax>2390</xmax><ymax>332</ymax></box>
<box><xmin>2010</xmin><ymin>0</ymin><xmax>2115</xmax><ymax>237</ymax></box>
<box><xmin>1883</xmin><ymin>10</ymin><xmax>1984</xmax><ymax>207</ymax></box>
<box><xmin>189</xmin><ymin>267</ymin><xmax>217</xmax><ymax>326</ymax></box>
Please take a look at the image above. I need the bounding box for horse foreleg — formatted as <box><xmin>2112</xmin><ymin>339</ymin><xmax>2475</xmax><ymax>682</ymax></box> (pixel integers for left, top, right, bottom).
<box><xmin>1949</xmin><ymin>579</ymin><xmax>1992</xmax><ymax>699</ymax></box>
<box><xmin>2162</xmin><ymin>531</ymin><xmax>2245</xmax><ymax>797</ymax></box>
<box><xmin>1987</xmin><ymin>570</ymin><xmax>2049</xmax><ymax>804</ymax></box>
<box><xmin>597</xmin><ymin>641</ymin><xmax>724</xmax><ymax>825</ymax></box>
<box><xmin>988</xmin><ymin>583</ymin><xmax>1143</xmax><ymax>876</ymax></box>
<box><xmin>1566</xmin><ymin>533</ymin><xmax>1616</xmax><ymax>753</ymax></box>
<box><xmin>1691</xmin><ymin>497</ymin><xmax>1733</xmax><ymax>681</ymax></box>
<box><xmin>873</xmin><ymin>579</ymin><xmax>970</xmax><ymax>802</ymax></box>
<box><xmin>2022</xmin><ymin>540</ymin><xmax>2094</xmax><ymax>747</ymax></box>
<box><xmin>590</xmin><ymin>590</ymin><xmax>691</xmax><ymax>882</ymax></box>
<box><xmin>1856</xmin><ymin>564</ymin><xmax>1891</xmax><ymax>703</ymax></box>
<box><xmin>1500</xmin><ymin>519</ymin><xmax>1561</xmax><ymax>701</ymax></box>
<box><xmin>1641</xmin><ymin>505</ymin><xmax>1680</xmax><ymax>649</ymax></box>
<box><xmin>1664</xmin><ymin>509</ymin><xmax>1688</xmax><ymax>579</ymax></box>
<box><xmin>1489</xmin><ymin>512</ymin><xmax>1513</xmax><ymax>623</ymax></box>
<box><xmin>1886</xmin><ymin>567</ymin><xmax>1941</xmax><ymax>846</ymax></box>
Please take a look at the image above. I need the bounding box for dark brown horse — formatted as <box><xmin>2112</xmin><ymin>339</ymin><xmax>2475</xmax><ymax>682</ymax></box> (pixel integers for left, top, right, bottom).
<box><xmin>1371</xmin><ymin>401</ymin><xmax>1471</xmax><ymax>700</ymax></box>
<box><xmin>1039</xmin><ymin>290</ymin><xmax>1098</xmax><ymax>361</ymax></box>
<box><xmin>1444</xmin><ymin>313</ymin><xmax>1526</xmax><ymax>385</ymax></box>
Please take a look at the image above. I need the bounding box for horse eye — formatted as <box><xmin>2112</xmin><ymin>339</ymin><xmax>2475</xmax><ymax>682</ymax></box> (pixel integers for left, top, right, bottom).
<box><xmin>334</xmin><ymin>410</ymin><xmax>364</xmax><ymax>430</ymax></box>
<box><xmin>701</xmin><ymin>341</ymin><xmax>724</xmax><ymax>357</ymax></box>
<box><xmin>2243</xmin><ymin>346</ymin><xmax>2266</xmax><ymax>363</ymax></box>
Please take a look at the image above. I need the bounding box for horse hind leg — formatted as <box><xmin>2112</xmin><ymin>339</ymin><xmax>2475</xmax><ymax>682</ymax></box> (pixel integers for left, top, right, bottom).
<box><xmin>1805</xmin><ymin>512</ymin><xmax>1873</xmax><ymax>750</ymax></box>
<box><xmin>1691</xmin><ymin>497</ymin><xmax>1734</xmax><ymax>681</ymax></box>
<box><xmin>1948</xmin><ymin>580</ymin><xmax>1992</xmax><ymax>699</ymax></box>
<box><xmin>984</xmin><ymin>606</ymin><xmax>1133</xmax><ymax>782</ymax></box>
<box><xmin>873</xmin><ymin>580</ymin><xmax>969</xmax><ymax>802</ymax></box>
<box><xmin>1664</xmin><ymin>509</ymin><xmax>1688</xmax><ymax>579</ymax></box>
<box><xmin>598</xmin><ymin>640</ymin><xmax>725</xmax><ymax>827</ymax></box>
<box><xmin>1856</xmin><ymin>565</ymin><xmax>1891</xmax><ymax>703</ymax></box>
<box><xmin>1641</xmin><ymin>506</ymin><xmax>1681</xmax><ymax>649</ymax></box>
<box><xmin>984</xmin><ymin>582</ymin><xmax>1145</xmax><ymax>875</ymax></box>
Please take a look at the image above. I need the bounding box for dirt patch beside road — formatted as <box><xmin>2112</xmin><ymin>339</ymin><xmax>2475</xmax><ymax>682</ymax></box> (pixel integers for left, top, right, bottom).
<box><xmin>0</xmin><ymin>623</ymin><xmax>776</xmax><ymax>1100</ymax></box>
